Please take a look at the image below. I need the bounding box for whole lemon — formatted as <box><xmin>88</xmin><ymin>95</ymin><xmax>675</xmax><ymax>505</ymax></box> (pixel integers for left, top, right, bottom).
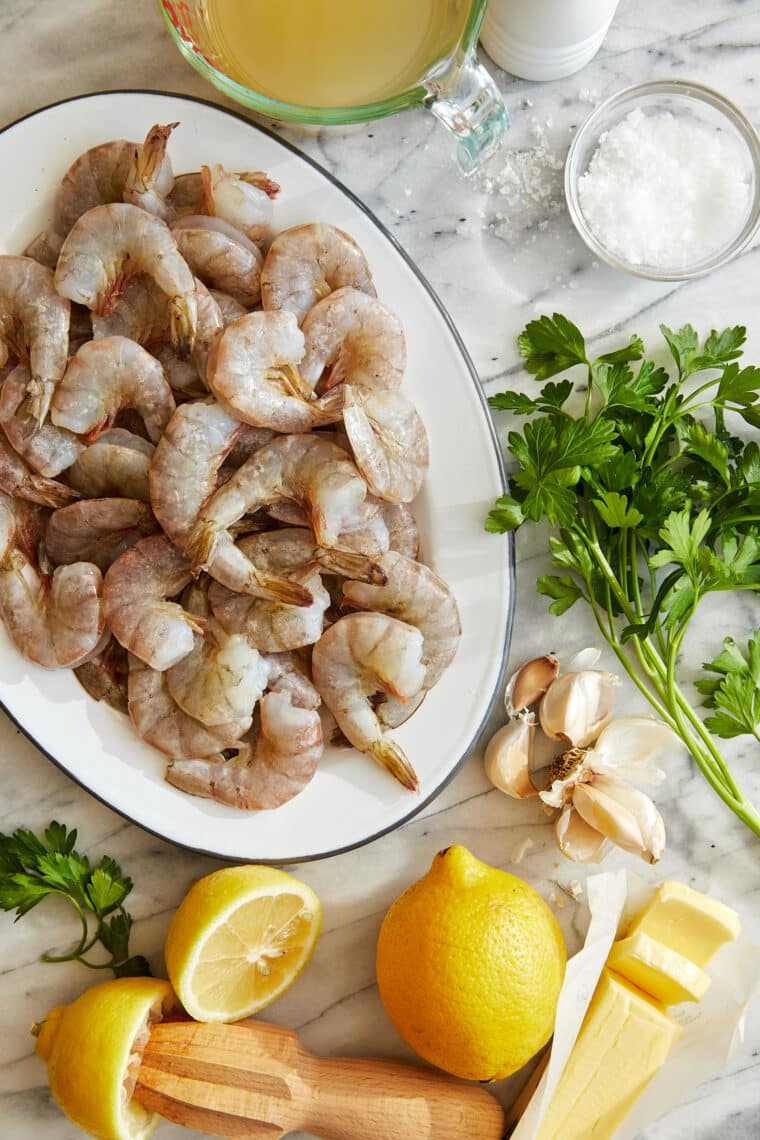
<box><xmin>34</xmin><ymin>976</ymin><xmax>179</xmax><ymax>1140</ymax></box>
<box><xmin>376</xmin><ymin>845</ymin><xmax>566</xmax><ymax>1081</ymax></box>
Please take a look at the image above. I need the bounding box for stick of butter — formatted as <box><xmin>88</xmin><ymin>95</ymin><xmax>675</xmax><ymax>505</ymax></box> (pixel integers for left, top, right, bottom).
<box><xmin>627</xmin><ymin>881</ymin><xmax>741</xmax><ymax>967</ymax></box>
<box><xmin>535</xmin><ymin>970</ymin><xmax>681</xmax><ymax>1140</ymax></box>
<box><xmin>607</xmin><ymin>931</ymin><xmax>711</xmax><ymax>1005</ymax></box>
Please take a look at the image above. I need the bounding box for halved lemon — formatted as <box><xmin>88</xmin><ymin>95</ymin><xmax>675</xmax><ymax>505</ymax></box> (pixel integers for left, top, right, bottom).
<box><xmin>164</xmin><ymin>864</ymin><xmax>322</xmax><ymax>1022</ymax></box>
<box><xmin>33</xmin><ymin>977</ymin><xmax>179</xmax><ymax>1140</ymax></box>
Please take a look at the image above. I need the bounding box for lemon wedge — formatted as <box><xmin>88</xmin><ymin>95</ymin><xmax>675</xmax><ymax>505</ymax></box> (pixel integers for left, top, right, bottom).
<box><xmin>33</xmin><ymin>977</ymin><xmax>179</xmax><ymax>1140</ymax></box>
<box><xmin>164</xmin><ymin>864</ymin><xmax>322</xmax><ymax>1022</ymax></box>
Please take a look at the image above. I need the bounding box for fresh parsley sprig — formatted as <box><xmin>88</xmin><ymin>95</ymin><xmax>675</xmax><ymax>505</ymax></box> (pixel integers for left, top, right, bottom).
<box><xmin>0</xmin><ymin>821</ymin><xmax>151</xmax><ymax>977</ymax></box>
<box><xmin>487</xmin><ymin>314</ymin><xmax>760</xmax><ymax>838</ymax></box>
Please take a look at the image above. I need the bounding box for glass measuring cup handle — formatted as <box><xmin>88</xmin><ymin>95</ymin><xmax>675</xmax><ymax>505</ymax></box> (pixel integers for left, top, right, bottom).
<box><xmin>424</xmin><ymin>53</ymin><xmax>510</xmax><ymax>175</ymax></box>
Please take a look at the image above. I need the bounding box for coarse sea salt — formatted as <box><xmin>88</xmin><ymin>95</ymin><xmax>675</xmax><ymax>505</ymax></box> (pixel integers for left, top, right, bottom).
<box><xmin>577</xmin><ymin>107</ymin><xmax>752</xmax><ymax>268</ymax></box>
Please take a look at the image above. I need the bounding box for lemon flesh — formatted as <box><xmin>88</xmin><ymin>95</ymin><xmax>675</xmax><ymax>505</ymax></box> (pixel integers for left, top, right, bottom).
<box><xmin>165</xmin><ymin>864</ymin><xmax>322</xmax><ymax>1022</ymax></box>
<box><xmin>376</xmin><ymin>845</ymin><xmax>566</xmax><ymax>1081</ymax></box>
<box><xmin>34</xmin><ymin>977</ymin><xmax>179</xmax><ymax>1140</ymax></box>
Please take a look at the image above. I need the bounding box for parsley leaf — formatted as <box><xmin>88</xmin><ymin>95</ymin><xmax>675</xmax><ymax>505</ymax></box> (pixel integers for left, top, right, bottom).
<box><xmin>700</xmin><ymin>634</ymin><xmax>760</xmax><ymax>740</ymax></box>
<box><xmin>0</xmin><ymin>821</ymin><xmax>149</xmax><ymax>976</ymax></box>
<box><xmin>518</xmin><ymin>314</ymin><xmax>588</xmax><ymax>380</ymax></box>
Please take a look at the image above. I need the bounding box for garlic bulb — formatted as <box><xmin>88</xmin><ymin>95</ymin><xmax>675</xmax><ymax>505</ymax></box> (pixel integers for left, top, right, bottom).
<box><xmin>539</xmin><ymin>669</ymin><xmax>619</xmax><ymax>748</ymax></box>
<box><xmin>484</xmin><ymin>718</ymin><xmax>539</xmax><ymax>798</ymax></box>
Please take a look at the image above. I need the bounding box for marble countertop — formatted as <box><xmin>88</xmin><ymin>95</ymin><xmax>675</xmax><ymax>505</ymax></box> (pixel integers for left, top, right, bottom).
<box><xmin>2</xmin><ymin>1</ymin><xmax>760</xmax><ymax>1137</ymax></box>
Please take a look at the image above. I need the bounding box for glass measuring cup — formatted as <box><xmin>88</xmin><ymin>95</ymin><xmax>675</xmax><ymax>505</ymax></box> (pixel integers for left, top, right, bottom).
<box><xmin>158</xmin><ymin>0</ymin><xmax>509</xmax><ymax>173</ymax></box>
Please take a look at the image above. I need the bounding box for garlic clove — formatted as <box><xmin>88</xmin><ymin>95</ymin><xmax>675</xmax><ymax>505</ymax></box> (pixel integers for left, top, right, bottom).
<box><xmin>484</xmin><ymin>718</ymin><xmax>539</xmax><ymax>798</ymax></box>
<box><xmin>587</xmin><ymin>716</ymin><xmax>679</xmax><ymax>785</ymax></box>
<box><xmin>539</xmin><ymin>669</ymin><xmax>619</xmax><ymax>748</ymax></box>
<box><xmin>504</xmin><ymin>654</ymin><xmax>559</xmax><ymax>717</ymax></box>
<box><xmin>572</xmin><ymin>775</ymin><xmax>666</xmax><ymax>864</ymax></box>
<box><xmin>554</xmin><ymin>803</ymin><xmax>608</xmax><ymax>863</ymax></box>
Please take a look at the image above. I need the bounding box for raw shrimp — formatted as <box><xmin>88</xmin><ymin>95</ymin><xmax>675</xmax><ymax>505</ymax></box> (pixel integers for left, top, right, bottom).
<box><xmin>217</xmin><ymin>527</ymin><xmax>385</xmax><ymax>583</ymax></box>
<box><xmin>74</xmin><ymin>636</ymin><xmax>129</xmax><ymax>714</ymax></box>
<box><xmin>121</xmin><ymin>122</ymin><xmax>177</xmax><ymax>220</ymax></box>
<box><xmin>149</xmin><ymin>399</ymin><xmax>243</xmax><ymax>551</ymax></box>
<box><xmin>23</xmin><ymin>230</ymin><xmax>64</xmax><ymax>270</ymax></box>
<box><xmin>171</xmin><ymin>216</ymin><xmax>263</xmax><ymax>306</ymax></box>
<box><xmin>186</xmin><ymin>434</ymin><xmax>369</xmax><ymax>601</ymax></box>
<box><xmin>376</xmin><ymin>501</ymin><xmax>419</xmax><ymax>558</ymax></box>
<box><xmin>52</xmin><ymin>336</ymin><xmax>176</xmax><ymax>443</ymax></box>
<box><xmin>208</xmin><ymin>563</ymin><xmax>330</xmax><ymax>652</ymax></box>
<box><xmin>261</xmin><ymin>650</ymin><xmax>321</xmax><ymax>710</ymax></box>
<box><xmin>55</xmin><ymin>203</ymin><xmax>197</xmax><ymax>356</ymax></box>
<box><xmin>261</xmin><ymin>224</ymin><xmax>375</xmax><ymax>326</ymax></box>
<box><xmin>0</xmin><ymin>499</ymin><xmax>104</xmax><ymax>668</ymax></box>
<box><xmin>103</xmin><ymin>534</ymin><xmax>202</xmax><ymax>671</ymax></box>
<box><xmin>300</xmin><ymin>288</ymin><xmax>406</xmax><ymax>392</ymax></box>
<box><xmin>207</xmin><ymin>311</ymin><xmax>342</xmax><ymax>432</ymax></box>
<box><xmin>91</xmin><ymin>273</ymin><xmax>168</xmax><ymax>344</ymax></box>
<box><xmin>128</xmin><ymin>653</ymin><xmax>251</xmax><ymax>758</ymax></box>
<box><xmin>165</xmin><ymin>583</ymin><xmax>269</xmax><ymax>725</ymax></box>
<box><xmin>0</xmin><ymin>256</ymin><xmax>70</xmax><ymax>426</ymax></box>
<box><xmin>166</xmin><ymin>689</ymin><xmax>322</xmax><ymax>809</ymax></box>
<box><xmin>0</xmin><ymin>365</ymin><xmax>84</xmax><ymax>478</ymax></box>
<box><xmin>342</xmin><ymin>387</ymin><xmax>429</xmax><ymax>503</ymax></box>
<box><xmin>45</xmin><ymin>498</ymin><xmax>159</xmax><ymax>571</ymax></box>
<box><xmin>171</xmin><ymin>166</ymin><xmax>279</xmax><ymax>244</ymax></box>
<box><xmin>66</xmin><ymin>429</ymin><xmax>154</xmax><ymax>502</ymax></box>
<box><xmin>0</xmin><ymin>432</ymin><xmax>79</xmax><ymax>508</ymax></box>
<box><xmin>342</xmin><ymin>552</ymin><xmax>460</xmax><ymax>688</ymax></box>
<box><xmin>210</xmin><ymin>290</ymin><xmax>247</xmax><ymax>326</ymax></box>
<box><xmin>311</xmin><ymin>612</ymin><xmax>424</xmax><ymax>790</ymax></box>
<box><xmin>267</xmin><ymin>497</ymin><xmax>391</xmax><ymax>560</ymax></box>
<box><xmin>224</xmin><ymin>424</ymin><xmax>275</xmax><ymax>469</ymax></box>
<box><xmin>58</xmin><ymin>124</ymin><xmax>176</xmax><ymax>233</ymax></box>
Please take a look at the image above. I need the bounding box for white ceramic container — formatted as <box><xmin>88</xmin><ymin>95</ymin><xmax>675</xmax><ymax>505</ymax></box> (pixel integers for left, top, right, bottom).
<box><xmin>481</xmin><ymin>0</ymin><xmax>620</xmax><ymax>82</ymax></box>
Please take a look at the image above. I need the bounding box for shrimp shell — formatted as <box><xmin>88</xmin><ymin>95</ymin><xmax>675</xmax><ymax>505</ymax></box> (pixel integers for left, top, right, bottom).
<box><xmin>261</xmin><ymin>224</ymin><xmax>375</xmax><ymax>326</ymax></box>
<box><xmin>23</xmin><ymin>230</ymin><xmax>64</xmax><ymax>270</ymax></box>
<box><xmin>208</xmin><ymin>563</ymin><xmax>330</xmax><ymax>652</ymax></box>
<box><xmin>195</xmin><ymin>165</ymin><xmax>279</xmax><ymax>244</ymax></box>
<box><xmin>342</xmin><ymin>551</ymin><xmax>460</xmax><ymax>688</ymax></box>
<box><xmin>166</xmin><ymin>621</ymin><xmax>269</xmax><ymax>726</ymax></box>
<box><xmin>149</xmin><ymin>399</ymin><xmax>243</xmax><ymax>552</ymax></box>
<box><xmin>342</xmin><ymin>386</ymin><xmax>429</xmax><ymax>504</ymax></box>
<box><xmin>55</xmin><ymin>203</ymin><xmax>197</xmax><ymax>356</ymax></box>
<box><xmin>66</xmin><ymin>430</ymin><xmax>155</xmax><ymax>502</ymax></box>
<box><xmin>186</xmin><ymin>434</ymin><xmax>368</xmax><ymax>599</ymax></box>
<box><xmin>171</xmin><ymin>215</ymin><xmax>263</xmax><ymax>306</ymax></box>
<box><xmin>0</xmin><ymin>432</ymin><xmax>80</xmax><ymax>508</ymax></box>
<box><xmin>74</xmin><ymin>636</ymin><xmax>129</xmax><ymax>715</ymax></box>
<box><xmin>300</xmin><ymin>287</ymin><xmax>406</xmax><ymax>392</ymax></box>
<box><xmin>103</xmin><ymin>534</ymin><xmax>203</xmax><ymax>671</ymax></box>
<box><xmin>0</xmin><ymin>365</ymin><xmax>84</xmax><ymax>478</ymax></box>
<box><xmin>207</xmin><ymin>311</ymin><xmax>342</xmax><ymax>433</ymax></box>
<box><xmin>121</xmin><ymin>122</ymin><xmax>177</xmax><ymax>220</ymax></box>
<box><xmin>166</xmin><ymin>689</ymin><xmax>322</xmax><ymax>809</ymax></box>
<box><xmin>45</xmin><ymin>498</ymin><xmax>159</xmax><ymax>571</ymax></box>
<box><xmin>311</xmin><ymin>612</ymin><xmax>424</xmax><ymax>791</ymax></box>
<box><xmin>0</xmin><ymin>256</ymin><xmax>71</xmax><ymax>426</ymax></box>
<box><xmin>0</xmin><ymin>498</ymin><xmax>104</xmax><ymax>668</ymax></box>
<box><xmin>128</xmin><ymin>653</ymin><xmax>251</xmax><ymax>759</ymax></box>
<box><xmin>52</xmin><ymin>336</ymin><xmax>176</xmax><ymax>443</ymax></box>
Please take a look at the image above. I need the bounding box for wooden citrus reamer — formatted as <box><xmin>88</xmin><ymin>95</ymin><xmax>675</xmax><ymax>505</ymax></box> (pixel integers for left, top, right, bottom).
<box><xmin>134</xmin><ymin>1017</ymin><xmax>507</xmax><ymax>1139</ymax></box>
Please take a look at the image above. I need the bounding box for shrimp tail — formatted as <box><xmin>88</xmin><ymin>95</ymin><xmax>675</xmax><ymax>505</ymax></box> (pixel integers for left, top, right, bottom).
<box><xmin>23</xmin><ymin>475</ymin><xmax>81</xmax><ymax>509</ymax></box>
<box><xmin>242</xmin><ymin>172</ymin><xmax>281</xmax><ymax>199</ymax></box>
<box><xmin>135</xmin><ymin>122</ymin><xmax>178</xmax><ymax>191</ymax></box>
<box><xmin>313</xmin><ymin>384</ymin><xmax>345</xmax><ymax>419</ymax></box>
<box><xmin>315</xmin><ymin>547</ymin><xmax>387</xmax><ymax>585</ymax></box>
<box><xmin>169</xmin><ymin>294</ymin><xmax>197</xmax><ymax>359</ymax></box>
<box><xmin>253</xmin><ymin>572</ymin><xmax>314</xmax><ymax>608</ymax></box>
<box><xmin>17</xmin><ymin>377</ymin><xmax>53</xmax><ymax>431</ymax></box>
<box><xmin>368</xmin><ymin>737</ymin><xmax>419</xmax><ymax>792</ymax></box>
<box><xmin>186</xmin><ymin>520</ymin><xmax>219</xmax><ymax>573</ymax></box>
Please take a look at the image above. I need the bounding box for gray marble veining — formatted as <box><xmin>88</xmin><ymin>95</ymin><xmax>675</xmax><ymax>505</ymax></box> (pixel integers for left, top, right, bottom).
<box><xmin>1</xmin><ymin>0</ymin><xmax>759</xmax><ymax>1137</ymax></box>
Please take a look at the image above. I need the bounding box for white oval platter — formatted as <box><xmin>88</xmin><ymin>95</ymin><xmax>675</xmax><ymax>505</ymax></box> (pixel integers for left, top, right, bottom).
<box><xmin>0</xmin><ymin>91</ymin><xmax>514</xmax><ymax>861</ymax></box>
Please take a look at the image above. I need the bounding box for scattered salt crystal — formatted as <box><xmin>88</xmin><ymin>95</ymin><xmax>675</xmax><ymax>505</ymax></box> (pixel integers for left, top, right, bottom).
<box><xmin>510</xmin><ymin>836</ymin><xmax>536</xmax><ymax>865</ymax></box>
<box><xmin>568</xmin><ymin>879</ymin><xmax>584</xmax><ymax>899</ymax></box>
<box><xmin>577</xmin><ymin>107</ymin><xmax>751</xmax><ymax>268</ymax></box>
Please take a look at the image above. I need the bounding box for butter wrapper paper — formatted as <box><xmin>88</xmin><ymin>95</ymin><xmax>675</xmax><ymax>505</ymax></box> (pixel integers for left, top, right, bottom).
<box><xmin>511</xmin><ymin>871</ymin><xmax>760</xmax><ymax>1140</ymax></box>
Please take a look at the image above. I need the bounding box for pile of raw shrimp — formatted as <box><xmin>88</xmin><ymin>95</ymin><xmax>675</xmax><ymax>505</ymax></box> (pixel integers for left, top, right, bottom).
<box><xmin>0</xmin><ymin>122</ymin><xmax>461</xmax><ymax>810</ymax></box>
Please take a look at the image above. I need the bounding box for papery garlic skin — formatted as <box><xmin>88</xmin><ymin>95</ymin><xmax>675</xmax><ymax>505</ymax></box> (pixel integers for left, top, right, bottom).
<box><xmin>572</xmin><ymin>775</ymin><xmax>666</xmax><ymax>864</ymax></box>
<box><xmin>539</xmin><ymin>669</ymin><xmax>619</xmax><ymax>748</ymax></box>
<box><xmin>484</xmin><ymin>718</ymin><xmax>539</xmax><ymax>798</ymax></box>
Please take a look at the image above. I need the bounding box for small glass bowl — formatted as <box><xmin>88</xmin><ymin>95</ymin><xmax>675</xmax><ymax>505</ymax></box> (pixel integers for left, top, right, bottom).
<box><xmin>565</xmin><ymin>79</ymin><xmax>760</xmax><ymax>281</ymax></box>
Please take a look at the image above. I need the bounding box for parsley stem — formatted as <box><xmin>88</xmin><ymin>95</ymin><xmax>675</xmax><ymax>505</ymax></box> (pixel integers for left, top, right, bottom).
<box><xmin>40</xmin><ymin>896</ymin><xmax>90</xmax><ymax>964</ymax></box>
